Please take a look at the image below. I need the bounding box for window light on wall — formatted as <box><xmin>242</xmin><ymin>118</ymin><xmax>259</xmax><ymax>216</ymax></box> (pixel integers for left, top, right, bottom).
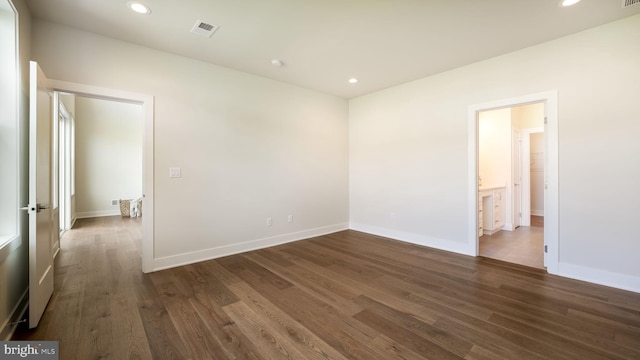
<box><xmin>0</xmin><ymin>0</ymin><xmax>21</xmax><ymax>262</ymax></box>
<box><xmin>561</xmin><ymin>0</ymin><xmax>581</xmax><ymax>6</ymax></box>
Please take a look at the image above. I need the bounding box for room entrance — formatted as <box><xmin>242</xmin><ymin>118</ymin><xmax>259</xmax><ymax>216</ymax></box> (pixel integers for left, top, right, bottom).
<box><xmin>55</xmin><ymin>93</ymin><xmax>144</xmax><ymax>226</ymax></box>
<box><xmin>477</xmin><ymin>102</ymin><xmax>545</xmax><ymax>268</ymax></box>
<box><xmin>467</xmin><ymin>91</ymin><xmax>559</xmax><ymax>275</ymax></box>
<box><xmin>49</xmin><ymin>80</ymin><xmax>154</xmax><ymax>272</ymax></box>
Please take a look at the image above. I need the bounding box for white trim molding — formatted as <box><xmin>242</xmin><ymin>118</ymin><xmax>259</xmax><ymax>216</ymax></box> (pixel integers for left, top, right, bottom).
<box><xmin>75</xmin><ymin>210</ymin><xmax>122</xmax><ymax>219</ymax></box>
<box><xmin>350</xmin><ymin>222</ymin><xmax>475</xmax><ymax>257</ymax></box>
<box><xmin>559</xmin><ymin>262</ymin><xmax>640</xmax><ymax>294</ymax></box>
<box><xmin>0</xmin><ymin>235</ymin><xmax>21</xmax><ymax>265</ymax></box>
<box><xmin>153</xmin><ymin>223</ymin><xmax>349</xmax><ymax>271</ymax></box>
<box><xmin>0</xmin><ymin>289</ymin><xmax>28</xmax><ymax>341</ymax></box>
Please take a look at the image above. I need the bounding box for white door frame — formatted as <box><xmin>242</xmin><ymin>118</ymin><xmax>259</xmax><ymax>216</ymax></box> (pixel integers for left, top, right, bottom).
<box><xmin>468</xmin><ymin>90</ymin><xmax>558</xmax><ymax>274</ymax></box>
<box><xmin>49</xmin><ymin>79</ymin><xmax>155</xmax><ymax>273</ymax></box>
<box><xmin>56</xmin><ymin>98</ymin><xmax>73</xmax><ymax>235</ymax></box>
<box><xmin>520</xmin><ymin>127</ymin><xmax>544</xmax><ymax>227</ymax></box>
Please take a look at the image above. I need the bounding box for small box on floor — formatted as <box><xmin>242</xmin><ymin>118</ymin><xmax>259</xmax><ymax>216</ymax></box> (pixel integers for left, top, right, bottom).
<box><xmin>119</xmin><ymin>198</ymin><xmax>142</xmax><ymax>217</ymax></box>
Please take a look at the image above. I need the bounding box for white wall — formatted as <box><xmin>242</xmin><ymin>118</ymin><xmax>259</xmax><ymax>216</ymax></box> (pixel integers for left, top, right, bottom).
<box><xmin>350</xmin><ymin>14</ymin><xmax>640</xmax><ymax>291</ymax></box>
<box><xmin>478</xmin><ymin>108</ymin><xmax>511</xmax><ymax>189</ymax></box>
<box><xmin>478</xmin><ymin>108</ymin><xmax>512</xmax><ymax>231</ymax></box>
<box><xmin>530</xmin><ymin>133</ymin><xmax>544</xmax><ymax>216</ymax></box>
<box><xmin>31</xmin><ymin>20</ymin><xmax>349</xmax><ymax>268</ymax></box>
<box><xmin>74</xmin><ymin>97</ymin><xmax>142</xmax><ymax>218</ymax></box>
<box><xmin>512</xmin><ymin>103</ymin><xmax>544</xmax><ymax>129</ymax></box>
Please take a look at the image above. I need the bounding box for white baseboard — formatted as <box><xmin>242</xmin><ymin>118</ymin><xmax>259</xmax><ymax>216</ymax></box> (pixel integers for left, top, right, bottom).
<box><xmin>349</xmin><ymin>224</ymin><xmax>639</xmax><ymax>294</ymax></box>
<box><xmin>0</xmin><ymin>235</ymin><xmax>22</xmax><ymax>265</ymax></box>
<box><xmin>349</xmin><ymin>222</ymin><xmax>475</xmax><ymax>257</ymax></box>
<box><xmin>1</xmin><ymin>289</ymin><xmax>28</xmax><ymax>341</ymax></box>
<box><xmin>149</xmin><ymin>221</ymin><xmax>639</xmax><ymax>294</ymax></box>
<box><xmin>559</xmin><ymin>262</ymin><xmax>640</xmax><ymax>294</ymax></box>
<box><xmin>152</xmin><ymin>223</ymin><xmax>349</xmax><ymax>271</ymax></box>
<box><xmin>76</xmin><ymin>210</ymin><xmax>121</xmax><ymax>219</ymax></box>
<box><xmin>503</xmin><ymin>223</ymin><xmax>514</xmax><ymax>231</ymax></box>
<box><xmin>531</xmin><ymin>210</ymin><xmax>544</xmax><ymax>216</ymax></box>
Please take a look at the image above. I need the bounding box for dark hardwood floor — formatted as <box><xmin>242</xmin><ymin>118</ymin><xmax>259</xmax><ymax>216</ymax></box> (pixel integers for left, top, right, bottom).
<box><xmin>13</xmin><ymin>216</ymin><xmax>640</xmax><ymax>359</ymax></box>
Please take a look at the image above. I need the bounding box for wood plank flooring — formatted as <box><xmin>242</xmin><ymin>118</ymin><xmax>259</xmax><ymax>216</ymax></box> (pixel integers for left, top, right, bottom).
<box><xmin>13</xmin><ymin>216</ymin><xmax>640</xmax><ymax>359</ymax></box>
<box><xmin>479</xmin><ymin>226</ymin><xmax>544</xmax><ymax>269</ymax></box>
<box><xmin>531</xmin><ymin>215</ymin><xmax>544</xmax><ymax>228</ymax></box>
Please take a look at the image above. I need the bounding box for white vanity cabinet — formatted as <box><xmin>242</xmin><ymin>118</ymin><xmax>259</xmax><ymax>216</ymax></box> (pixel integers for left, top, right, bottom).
<box><xmin>478</xmin><ymin>197</ymin><xmax>484</xmax><ymax>236</ymax></box>
<box><xmin>479</xmin><ymin>187</ymin><xmax>505</xmax><ymax>235</ymax></box>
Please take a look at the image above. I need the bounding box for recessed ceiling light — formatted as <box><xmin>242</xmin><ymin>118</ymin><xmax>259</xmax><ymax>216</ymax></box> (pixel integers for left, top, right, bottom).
<box><xmin>560</xmin><ymin>0</ymin><xmax>580</xmax><ymax>6</ymax></box>
<box><xmin>348</xmin><ymin>78</ymin><xmax>358</xmax><ymax>84</ymax></box>
<box><xmin>127</xmin><ymin>1</ymin><xmax>151</xmax><ymax>14</ymax></box>
<box><xmin>271</xmin><ymin>59</ymin><xmax>284</xmax><ymax>67</ymax></box>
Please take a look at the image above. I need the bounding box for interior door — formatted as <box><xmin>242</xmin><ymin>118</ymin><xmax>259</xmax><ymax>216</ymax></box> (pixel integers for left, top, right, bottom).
<box><xmin>520</xmin><ymin>133</ymin><xmax>532</xmax><ymax>227</ymax></box>
<box><xmin>512</xmin><ymin>129</ymin><xmax>522</xmax><ymax>229</ymax></box>
<box><xmin>28</xmin><ymin>61</ymin><xmax>55</xmax><ymax>329</ymax></box>
<box><xmin>543</xmin><ymin>117</ymin><xmax>549</xmax><ymax>268</ymax></box>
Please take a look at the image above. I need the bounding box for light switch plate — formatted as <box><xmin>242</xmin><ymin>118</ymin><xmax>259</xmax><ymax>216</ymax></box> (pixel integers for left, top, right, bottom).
<box><xmin>169</xmin><ymin>167</ymin><xmax>181</xmax><ymax>178</ymax></box>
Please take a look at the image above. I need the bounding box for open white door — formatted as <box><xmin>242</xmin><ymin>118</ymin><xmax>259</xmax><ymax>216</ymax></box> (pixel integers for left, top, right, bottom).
<box><xmin>28</xmin><ymin>61</ymin><xmax>55</xmax><ymax>329</ymax></box>
<box><xmin>512</xmin><ymin>129</ymin><xmax>522</xmax><ymax>229</ymax></box>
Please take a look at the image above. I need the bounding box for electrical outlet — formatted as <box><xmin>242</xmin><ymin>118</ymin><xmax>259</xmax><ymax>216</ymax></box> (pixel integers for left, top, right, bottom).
<box><xmin>288</xmin><ymin>214</ymin><xmax>293</xmax><ymax>223</ymax></box>
<box><xmin>266</xmin><ymin>217</ymin><xmax>273</xmax><ymax>227</ymax></box>
<box><xmin>112</xmin><ymin>200</ymin><xmax>118</xmax><ymax>206</ymax></box>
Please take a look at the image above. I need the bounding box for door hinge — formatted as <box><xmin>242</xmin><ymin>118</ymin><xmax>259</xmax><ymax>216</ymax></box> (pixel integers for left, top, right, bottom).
<box><xmin>544</xmin><ymin>116</ymin><xmax>548</xmax><ymax>124</ymax></box>
<box><xmin>544</xmin><ymin>245</ymin><xmax>548</xmax><ymax>253</ymax></box>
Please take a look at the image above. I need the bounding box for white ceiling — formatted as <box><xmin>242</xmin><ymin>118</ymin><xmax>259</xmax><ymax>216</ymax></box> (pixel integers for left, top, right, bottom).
<box><xmin>24</xmin><ymin>0</ymin><xmax>640</xmax><ymax>99</ymax></box>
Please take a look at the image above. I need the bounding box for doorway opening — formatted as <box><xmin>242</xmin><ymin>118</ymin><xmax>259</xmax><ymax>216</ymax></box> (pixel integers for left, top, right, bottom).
<box><xmin>477</xmin><ymin>103</ymin><xmax>545</xmax><ymax>268</ymax></box>
<box><xmin>55</xmin><ymin>92</ymin><xmax>144</xmax><ymax>237</ymax></box>
<box><xmin>49</xmin><ymin>79</ymin><xmax>154</xmax><ymax>273</ymax></box>
<box><xmin>467</xmin><ymin>91</ymin><xmax>558</xmax><ymax>275</ymax></box>
<box><xmin>56</xmin><ymin>93</ymin><xmax>73</xmax><ymax>238</ymax></box>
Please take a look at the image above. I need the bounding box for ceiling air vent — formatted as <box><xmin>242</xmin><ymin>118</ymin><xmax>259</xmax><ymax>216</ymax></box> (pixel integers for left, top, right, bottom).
<box><xmin>622</xmin><ymin>0</ymin><xmax>640</xmax><ymax>8</ymax></box>
<box><xmin>191</xmin><ymin>20</ymin><xmax>219</xmax><ymax>38</ymax></box>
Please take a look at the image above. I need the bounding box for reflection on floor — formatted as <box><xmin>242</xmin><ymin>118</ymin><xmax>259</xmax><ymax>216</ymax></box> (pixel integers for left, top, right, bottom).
<box><xmin>479</xmin><ymin>216</ymin><xmax>544</xmax><ymax>269</ymax></box>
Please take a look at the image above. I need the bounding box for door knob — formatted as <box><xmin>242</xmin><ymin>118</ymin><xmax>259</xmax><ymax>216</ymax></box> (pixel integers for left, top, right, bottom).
<box><xmin>19</xmin><ymin>204</ymin><xmax>49</xmax><ymax>213</ymax></box>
